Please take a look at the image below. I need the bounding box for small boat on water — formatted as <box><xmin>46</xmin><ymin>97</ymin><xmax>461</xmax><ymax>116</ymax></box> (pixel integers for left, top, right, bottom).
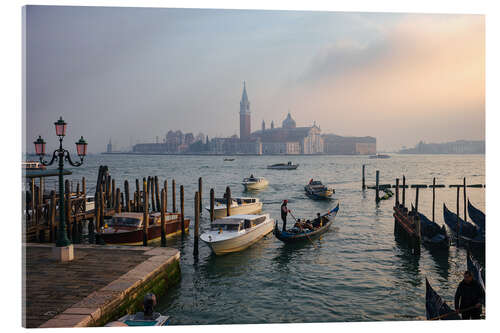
<box><xmin>242</xmin><ymin>175</ymin><xmax>269</xmax><ymax>191</ymax></box>
<box><xmin>418</xmin><ymin>212</ymin><xmax>449</xmax><ymax>249</ymax></box>
<box><xmin>224</xmin><ymin>158</ymin><xmax>235</xmax><ymax>161</ymax></box>
<box><xmin>304</xmin><ymin>179</ymin><xmax>334</xmax><ymax>200</ymax></box>
<box><xmin>22</xmin><ymin>161</ymin><xmax>46</xmax><ymax>170</ymax></box>
<box><xmin>425</xmin><ymin>278</ymin><xmax>461</xmax><ymax>320</ymax></box>
<box><xmin>274</xmin><ymin>203</ymin><xmax>339</xmax><ymax>243</ymax></box>
<box><xmin>106</xmin><ymin>293</ymin><xmax>169</xmax><ymax>327</ymax></box>
<box><xmin>443</xmin><ymin>204</ymin><xmax>484</xmax><ymax>251</ymax></box>
<box><xmin>468</xmin><ymin>200</ymin><xmax>485</xmax><ymax>231</ymax></box>
<box><xmin>369</xmin><ymin>154</ymin><xmax>391</xmax><ymax>159</ymax></box>
<box><xmin>101</xmin><ymin>212</ymin><xmax>189</xmax><ymax>245</ymax></box>
<box><xmin>205</xmin><ymin>197</ymin><xmax>263</xmax><ymax>219</ymax></box>
<box><xmin>200</xmin><ymin>213</ymin><xmax>274</xmax><ymax>255</ymax></box>
<box><xmin>267</xmin><ymin>161</ymin><xmax>299</xmax><ymax>170</ymax></box>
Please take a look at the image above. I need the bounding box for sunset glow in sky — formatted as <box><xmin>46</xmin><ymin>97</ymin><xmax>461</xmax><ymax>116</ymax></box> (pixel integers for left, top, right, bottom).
<box><xmin>25</xmin><ymin>6</ymin><xmax>484</xmax><ymax>152</ymax></box>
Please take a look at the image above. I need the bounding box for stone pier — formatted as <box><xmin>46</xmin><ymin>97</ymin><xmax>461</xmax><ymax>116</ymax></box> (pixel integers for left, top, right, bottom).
<box><xmin>23</xmin><ymin>243</ymin><xmax>180</xmax><ymax>328</ymax></box>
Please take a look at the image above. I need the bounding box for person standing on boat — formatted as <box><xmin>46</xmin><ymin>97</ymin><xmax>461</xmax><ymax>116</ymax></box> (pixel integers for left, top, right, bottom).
<box><xmin>281</xmin><ymin>200</ymin><xmax>290</xmax><ymax>232</ymax></box>
<box><xmin>454</xmin><ymin>271</ymin><xmax>484</xmax><ymax>319</ymax></box>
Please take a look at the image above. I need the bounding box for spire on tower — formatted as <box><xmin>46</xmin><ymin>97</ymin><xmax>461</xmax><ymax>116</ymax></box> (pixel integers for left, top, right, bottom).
<box><xmin>241</xmin><ymin>81</ymin><xmax>248</xmax><ymax>104</ymax></box>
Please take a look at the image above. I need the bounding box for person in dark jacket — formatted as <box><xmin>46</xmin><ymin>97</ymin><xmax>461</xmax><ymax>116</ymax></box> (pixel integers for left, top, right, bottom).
<box><xmin>313</xmin><ymin>213</ymin><xmax>322</xmax><ymax>228</ymax></box>
<box><xmin>455</xmin><ymin>270</ymin><xmax>484</xmax><ymax>319</ymax></box>
<box><xmin>281</xmin><ymin>200</ymin><xmax>290</xmax><ymax>232</ymax></box>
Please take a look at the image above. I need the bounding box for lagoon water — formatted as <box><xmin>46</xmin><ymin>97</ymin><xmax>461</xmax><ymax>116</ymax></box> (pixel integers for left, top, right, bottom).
<box><xmin>65</xmin><ymin>154</ymin><xmax>484</xmax><ymax>324</ymax></box>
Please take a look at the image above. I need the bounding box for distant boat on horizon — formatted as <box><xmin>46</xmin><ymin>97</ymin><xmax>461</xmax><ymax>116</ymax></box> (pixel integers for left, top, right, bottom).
<box><xmin>369</xmin><ymin>154</ymin><xmax>391</xmax><ymax>159</ymax></box>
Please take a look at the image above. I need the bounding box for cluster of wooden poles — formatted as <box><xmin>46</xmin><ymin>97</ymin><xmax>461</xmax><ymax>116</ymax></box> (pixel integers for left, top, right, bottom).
<box><xmin>25</xmin><ymin>176</ymin><xmax>88</xmax><ymax>243</ymax></box>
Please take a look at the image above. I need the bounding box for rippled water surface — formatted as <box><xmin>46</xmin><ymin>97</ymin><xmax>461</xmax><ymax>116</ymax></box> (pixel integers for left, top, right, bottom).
<box><xmin>64</xmin><ymin>154</ymin><xmax>485</xmax><ymax>324</ymax></box>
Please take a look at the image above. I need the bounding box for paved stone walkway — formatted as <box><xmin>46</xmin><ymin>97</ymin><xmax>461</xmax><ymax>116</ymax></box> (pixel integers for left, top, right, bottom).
<box><xmin>23</xmin><ymin>244</ymin><xmax>151</xmax><ymax>328</ymax></box>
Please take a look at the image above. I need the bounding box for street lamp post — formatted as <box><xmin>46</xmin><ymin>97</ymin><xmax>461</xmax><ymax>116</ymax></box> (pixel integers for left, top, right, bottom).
<box><xmin>34</xmin><ymin>117</ymin><xmax>87</xmax><ymax>249</ymax></box>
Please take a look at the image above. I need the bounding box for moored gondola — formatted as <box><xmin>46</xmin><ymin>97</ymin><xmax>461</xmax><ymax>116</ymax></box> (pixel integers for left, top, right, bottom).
<box><xmin>443</xmin><ymin>203</ymin><xmax>484</xmax><ymax>252</ymax></box>
<box><xmin>467</xmin><ymin>252</ymin><xmax>485</xmax><ymax>299</ymax></box>
<box><xmin>468</xmin><ymin>200</ymin><xmax>485</xmax><ymax>231</ymax></box>
<box><xmin>418</xmin><ymin>212</ymin><xmax>449</xmax><ymax>249</ymax></box>
<box><xmin>425</xmin><ymin>278</ymin><xmax>461</xmax><ymax>320</ymax></box>
<box><xmin>273</xmin><ymin>203</ymin><xmax>339</xmax><ymax>243</ymax></box>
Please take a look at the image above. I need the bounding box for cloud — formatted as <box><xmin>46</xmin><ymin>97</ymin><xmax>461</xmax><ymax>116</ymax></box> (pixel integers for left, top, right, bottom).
<box><xmin>287</xmin><ymin>15</ymin><xmax>484</xmax><ymax>149</ymax></box>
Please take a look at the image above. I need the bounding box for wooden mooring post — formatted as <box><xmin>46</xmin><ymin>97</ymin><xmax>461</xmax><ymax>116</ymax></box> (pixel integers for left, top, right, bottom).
<box><xmin>193</xmin><ymin>191</ymin><xmax>200</xmax><ymax>256</ymax></box>
<box><xmin>375</xmin><ymin>170</ymin><xmax>380</xmax><ymax>202</ymax></box>
<box><xmin>124</xmin><ymin>180</ymin><xmax>130</xmax><ymax>212</ymax></box>
<box><xmin>135</xmin><ymin>179</ymin><xmax>140</xmax><ymax>211</ymax></box>
<box><xmin>432</xmin><ymin>178</ymin><xmax>436</xmax><ymax>222</ymax></box>
<box><xmin>180</xmin><ymin>185</ymin><xmax>185</xmax><ymax>236</ymax></box>
<box><xmin>198</xmin><ymin>177</ymin><xmax>203</xmax><ymax>215</ymax></box>
<box><xmin>463</xmin><ymin>177</ymin><xmax>467</xmax><ymax>223</ymax></box>
<box><xmin>362</xmin><ymin>164</ymin><xmax>366</xmax><ymax>190</ymax></box>
<box><xmin>172</xmin><ymin>179</ymin><xmax>176</xmax><ymax>213</ymax></box>
<box><xmin>160</xmin><ymin>189</ymin><xmax>166</xmax><ymax>247</ymax></box>
<box><xmin>402</xmin><ymin>176</ymin><xmax>406</xmax><ymax>208</ymax></box>
<box><xmin>395</xmin><ymin>178</ymin><xmax>399</xmax><ymax>206</ymax></box>
<box><xmin>456</xmin><ymin>186</ymin><xmax>460</xmax><ymax>246</ymax></box>
<box><xmin>210</xmin><ymin>188</ymin><xmax>215</xmax><ymax>222</ymax></box>
<box><xmin>143</xmin><ymin>178</ymin><xmax>149</xmax><ymax>246</ymax></box>
<box><xmin>155</xmin><ymin>176</ymin><xmax>160</xmax><ymax>213</ymax></box>
<box><xmin>226</xmin><ymin>186</ymin><xmax>231</xmax><ymax>217</ymax></box>
<box><xmin>164</xmin><ymin>180</ymin><xmax>168</xmax><ymax>212</ymax></box>
<box><xmin>49</xmin><ymin>190</ymin><xmax>56</xmax><ymax>242</ymax></box>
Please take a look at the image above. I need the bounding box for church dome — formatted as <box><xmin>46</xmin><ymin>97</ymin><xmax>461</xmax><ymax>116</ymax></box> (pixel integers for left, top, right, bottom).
<box><xmin>282</xmin><ymin>112</ymin><xmax>296</xmax><ymax>129</ymax></box>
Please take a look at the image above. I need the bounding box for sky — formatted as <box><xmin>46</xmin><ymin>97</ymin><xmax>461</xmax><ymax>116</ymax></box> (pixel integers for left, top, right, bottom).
<box><xmin>24</xmin><ymin>6</ymin><xmax>485</xmax><ymax>153</ymax></box>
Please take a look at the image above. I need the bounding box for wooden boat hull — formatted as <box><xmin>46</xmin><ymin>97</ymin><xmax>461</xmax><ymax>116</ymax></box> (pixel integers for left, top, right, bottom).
<box><xmin>101</xmin><ymin>218</ymin><xmax>190</xmax><ymax>245</ymax></box>
<box><xmin>201</xmin><ymin>219</ymin><xmax>274</xmax><ymax>255</ymax></box>
<box><xmin>418</xmin><ymin>213</ymin><xmax>449</xmax><ymax>249</ymax></box>
<box><xmin>443</xmin><ymin>204</ymin><xmax>484</xmax><ymax>247</ymax></box>
<box><xmin>274</xmin><ymin>204</ymin><xmax>339</xmax><ymax>243</ymax></box>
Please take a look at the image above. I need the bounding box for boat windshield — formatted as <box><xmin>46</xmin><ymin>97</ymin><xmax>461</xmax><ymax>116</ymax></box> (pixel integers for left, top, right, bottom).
<box><xmin>110</xmin><ymin>217</ymin><xmax>142</xmax><ymax>227</ymax></box>
<box><xmin>210</xmin><ymin>223</ymin><xmax>241</xmax><ymax>231</ymax></box>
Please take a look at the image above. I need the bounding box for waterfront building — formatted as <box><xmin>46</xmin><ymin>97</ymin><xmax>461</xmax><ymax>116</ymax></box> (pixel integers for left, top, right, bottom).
<box><xmin>399</xmin><ymin>140</ymin><xmax>485</xmax><ymax>154</ymax></box>
<box><xmin>322</xmin><ymin>134</ymin><xmax>376</xmax><ymax>155</ymax></box>
<box><xmin>251</xmin><ymin>112</ymin><xmax>323</xmax><ymax>154</ymax></box>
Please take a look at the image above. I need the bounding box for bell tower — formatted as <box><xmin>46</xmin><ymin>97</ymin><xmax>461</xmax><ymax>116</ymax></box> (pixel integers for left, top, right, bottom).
<box><xmin>239</xmin><ymin>81</ymin><xmax>251</xmax><ymax>141</ymax></box>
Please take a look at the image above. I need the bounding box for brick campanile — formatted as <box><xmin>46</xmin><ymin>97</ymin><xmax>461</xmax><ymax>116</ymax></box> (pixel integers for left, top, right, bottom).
<box><xmin>239</xmin><ymin>81</ymin><xmax>251</xmax><ymax>141</ymax></box>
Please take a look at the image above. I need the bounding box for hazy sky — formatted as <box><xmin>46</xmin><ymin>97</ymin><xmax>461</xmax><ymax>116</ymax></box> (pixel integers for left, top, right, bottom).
<box><xmin>24</xmin><ymin>6</ymin><xmax>484</xmax><ymax>153</ymax></box>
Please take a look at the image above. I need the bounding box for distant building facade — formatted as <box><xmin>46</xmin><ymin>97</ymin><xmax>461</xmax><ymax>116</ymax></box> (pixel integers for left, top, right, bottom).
<box><xmin>250</xmin><ymin>113</ymin><xmax>323</xmax><ymax>155</ymax></box>
<box><xmin>399</xmin><ymin>140</ymin><xmax>485</xmax><ymax>154</ymax></box>
<box><xmin>322</xmin><ymin>134</ymin><xmax>376</xmax><ymax>155</ymax></box>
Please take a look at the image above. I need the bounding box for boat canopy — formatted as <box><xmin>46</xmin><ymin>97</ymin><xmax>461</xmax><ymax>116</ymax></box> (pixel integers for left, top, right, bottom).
<box><xmin>110</xmin><ymin>215</ymin><xmax>143</xmax><ymax>227</ymax></box>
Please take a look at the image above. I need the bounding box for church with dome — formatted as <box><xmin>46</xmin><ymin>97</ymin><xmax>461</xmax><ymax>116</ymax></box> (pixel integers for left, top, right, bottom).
<box><xmin>250</xmin><ymin>112</ymin><xmax>324</xmax><ymax>154</ymax></box>
<box><xmin>209</xmin><ymin>81</ymin><xmax>375</xmax><ymax>155</ymax></box>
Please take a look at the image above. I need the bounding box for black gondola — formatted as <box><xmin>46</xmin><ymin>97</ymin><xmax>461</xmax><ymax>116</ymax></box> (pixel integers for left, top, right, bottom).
<box><xmin>418</xmin><ymin>212</ymin><xmax>449</xmax><ymax>249</ymax></box>
<box><xmin>468</xmin><ymin>200</ymin><xmax>485</xmax><ymax>231</ymax></box>
<box><xmin>273</xmin><ymin>203</ymin><xmax>339</xmax><ymax>243</ymax></box>
<box><xmin>425</xmin><ymin>278</ymin><xmax>461</xmax><ymax>320</ymax></box>
<box><xmin>467</xmin><ymin>252</ymin><xmax>485</xmax><ymax>300</ymax></box>
<box><xmin>443</xmin><ymin>203</ymin><xmax>484</xmax><ymax>251</ymax></box>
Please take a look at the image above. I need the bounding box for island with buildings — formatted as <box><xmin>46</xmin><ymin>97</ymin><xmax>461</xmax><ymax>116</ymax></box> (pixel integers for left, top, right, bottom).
<box><xmin>398</xmin><ymin>140</ymin><xmax>485</xmax><ymax>154</ymax></box>
<box><xmin>105</xmin><ymin>83</ymin><xmax>377</xmax><ymax>155</ymax></box>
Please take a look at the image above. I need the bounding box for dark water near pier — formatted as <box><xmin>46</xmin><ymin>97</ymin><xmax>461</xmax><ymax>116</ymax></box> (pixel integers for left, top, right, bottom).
<box><xmin>63</xmin><ymin>154</ymin><xmax>485</xmax><ymax>324</ymax></box>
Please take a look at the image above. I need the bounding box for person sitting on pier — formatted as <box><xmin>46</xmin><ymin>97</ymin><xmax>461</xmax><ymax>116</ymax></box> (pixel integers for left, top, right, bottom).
<box><xmin>134</xmin><ymin>293</ymin><xmax>160</xmax><ymax>321</ymax></box>
<box><xmin>454</xmin><ymin>271</ymin><xmax>484</xmax><ymax>320</ymax></box>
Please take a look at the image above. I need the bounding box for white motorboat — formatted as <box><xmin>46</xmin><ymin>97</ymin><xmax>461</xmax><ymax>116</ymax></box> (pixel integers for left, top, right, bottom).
<box><xmin>200</xmin><ymin>213</ymin><xmax>274</xmax><ymax>255</ymax></box>
<box><xmin>205</xmin><ymin>197</ymin><xmax>263</xmax><ymax>219</ymax></box>
<box><xmin>242</xmin><ymin>176</ymin><xmax>269</xmax><ymax>191</ymax></box>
